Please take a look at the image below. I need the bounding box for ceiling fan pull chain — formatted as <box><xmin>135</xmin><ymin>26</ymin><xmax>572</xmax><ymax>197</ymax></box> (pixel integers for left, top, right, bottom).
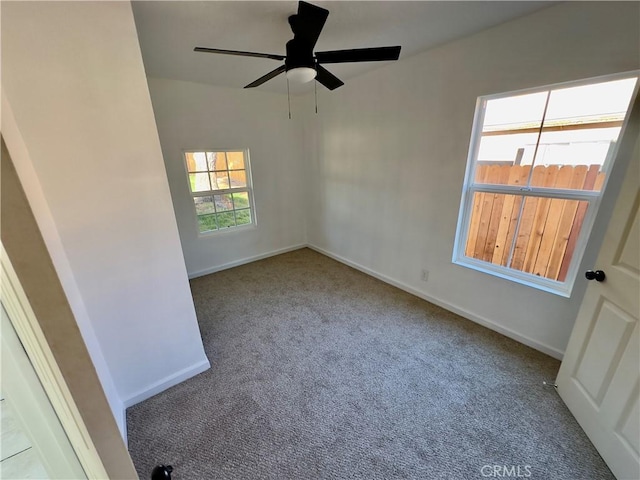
<box><xmin>287</xmin><ymin>77</ymin><xmax>292</xmax><ymax>119</ymax></box>
<box><xmin>315</xmin><ymin>79</ymin><xmax>318</xmax><ymax>114</ymax></box>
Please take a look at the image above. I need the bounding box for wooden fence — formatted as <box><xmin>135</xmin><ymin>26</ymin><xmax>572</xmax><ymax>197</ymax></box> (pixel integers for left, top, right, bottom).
<box><xmin>465</xmin><ymin>164</ymin><xmax>605</xmax><ymax>282</ymax></box>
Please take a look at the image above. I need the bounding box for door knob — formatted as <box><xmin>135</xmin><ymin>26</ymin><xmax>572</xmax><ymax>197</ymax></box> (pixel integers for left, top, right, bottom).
<box><xmin>585</xmin><ymin>270</ymin><xmax>606</xmax><ymax>282</ymax></box>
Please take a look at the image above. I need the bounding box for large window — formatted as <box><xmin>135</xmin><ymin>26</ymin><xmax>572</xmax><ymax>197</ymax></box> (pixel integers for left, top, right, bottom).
<box><xmin>453</xmin><ymin>73</ymin><xmax>638</xmax><ymax>296</ymax></box>
<box><xmin>184</xmin><ymin>150</ymin><xmax>255</xmax><ymax>234</ymax></box>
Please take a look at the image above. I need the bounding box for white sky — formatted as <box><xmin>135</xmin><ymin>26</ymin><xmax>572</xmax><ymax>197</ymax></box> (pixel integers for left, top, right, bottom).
<box><xmin>483</xmin><ymin>77</ymin><xmax>638</xmax><ymax>127</ymax></box>
<box><xmin>478</xmin><ymin>76</ymin><xmax>637</xmax><ymax>166</ymax></box>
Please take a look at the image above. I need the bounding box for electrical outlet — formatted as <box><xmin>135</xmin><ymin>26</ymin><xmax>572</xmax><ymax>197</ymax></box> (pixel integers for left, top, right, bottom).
<box><xmin>421</xmin><ymin>269</ymin><xmax>429</xmax><ymax>282</ymax></box>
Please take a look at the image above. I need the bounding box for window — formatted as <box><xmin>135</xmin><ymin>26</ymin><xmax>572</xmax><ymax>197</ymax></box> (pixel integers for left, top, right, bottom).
<box><xmin>453</xmin><ymin>73</ymin><xmax>638</xmax><ymax>296</ymax></box>
<box><xmin>184</xmin><ymin>150</ymin><xmax>255</xmax><ymax>234</ymax></box>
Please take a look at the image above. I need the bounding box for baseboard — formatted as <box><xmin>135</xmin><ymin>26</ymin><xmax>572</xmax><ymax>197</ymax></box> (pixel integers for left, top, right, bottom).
<box><xmin>188</xmin><ymin>244</ymin><xmax>307</xmax><ymax>279</ymax></box>
<box><xmin>307</xmin><ymin>244</ymin><xmax>564</xmax><ymax>360</ymax></box>
<box><xmin>118</xmin><ymin>407</ymin><xmax>128</xmax><ymax>446</ymax></box>
<box><xmin>121</xmin><ymin>359</ymin><xmax>211</xmax><ymax>409</ymax></box>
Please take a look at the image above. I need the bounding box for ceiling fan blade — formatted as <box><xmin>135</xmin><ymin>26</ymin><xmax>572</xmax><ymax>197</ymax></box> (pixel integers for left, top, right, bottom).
<box><xmin>244</xmin><ymin>65</ymin><xmax>287</xmax><ymax>88</ymax></box>
<box><xmin>315</xmin><ymin>65</ymin><xmax>344</xmax><ymax>91</ymax></box>
<box><xmin>291</xmin><ymin>1</ymin><xmax>329</xmax><ymax>49</ymax></box>
<box><xmin>194</xmin><ymin>47</ymin><xmax>285</xmax><ymax>61</ymax></box>
<box><xmin>316</xmin><ymin>46</ymin><xmax>401</xmax><ymax>64</ymax></box>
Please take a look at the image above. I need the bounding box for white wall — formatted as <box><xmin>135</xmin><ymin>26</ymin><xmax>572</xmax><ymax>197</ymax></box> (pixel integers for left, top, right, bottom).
<box><xmin>146</xmin><ymin>78</ymin><xmax>307</xmax><ymax>277</ymax></box>
<box><xmin>1</xmin><ymin>1</ymin><xmax>210</xmax><ymax>435</ymax></box>
<box><xmin>304</xmin><ymin>1</ymin><xmax>640</xmax><ymax>358</ymax></box>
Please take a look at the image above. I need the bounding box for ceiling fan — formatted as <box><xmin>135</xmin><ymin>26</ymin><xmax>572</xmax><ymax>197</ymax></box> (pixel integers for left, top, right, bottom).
<box><xmin>194</xmin><ymin>1</ymin><xmax>401</xmax><ymax>91</ymax></box>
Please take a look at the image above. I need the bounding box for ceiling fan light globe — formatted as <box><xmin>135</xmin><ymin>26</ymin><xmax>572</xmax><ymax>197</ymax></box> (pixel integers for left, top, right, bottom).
<box><xmin>286</xmin><ymin>67</ymin><xmax>317</xmax><ymax>83</ymax></box>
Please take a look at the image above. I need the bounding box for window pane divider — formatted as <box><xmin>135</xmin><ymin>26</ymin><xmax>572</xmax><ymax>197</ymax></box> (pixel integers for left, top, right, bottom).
<box><xmin>504</xmin><ymin>193</ymin><xmax>526</xmax><ymax>269</ymax></box>
<box><xmin>469</xmin><ymin>184</ymin><xmax>600</xmax><ymax>201</ymax></box>
<box><xmin>192</xmin><ymin>187</ymin><xmax>249</xmax><ymax>197</ymax></box>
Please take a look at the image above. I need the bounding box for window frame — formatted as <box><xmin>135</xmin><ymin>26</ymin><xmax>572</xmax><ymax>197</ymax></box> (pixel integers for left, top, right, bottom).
<box><xmin>182</xmin><ymin>148</ymin><xmax>256</xmax><ymax>236</ymax></box>
<box><xmin>452</xmin><ymin>71</ymin><xmax>639</xmax><ymax>297</ymax></box>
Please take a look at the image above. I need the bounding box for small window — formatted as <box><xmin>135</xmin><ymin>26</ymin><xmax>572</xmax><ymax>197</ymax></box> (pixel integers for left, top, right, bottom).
<box><xmin>184</xmin><ymin>150</ymin><xmax>255</xmax><ymax>234</ymax></box>
<box><xmin>453</xmin><ymin>73</ymin><xmax>638</xmax><ymax>296</ymax></box>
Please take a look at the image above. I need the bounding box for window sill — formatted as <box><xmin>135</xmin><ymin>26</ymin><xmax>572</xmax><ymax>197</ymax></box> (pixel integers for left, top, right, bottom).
<box><xmin>197</xmin><ymin>223</ymin><xmax>257</xmax><ymax>238</ymax></box>
<box><xmin>452</xmin><ymin>256</ymin><xmax>574</xmax><ymax>298</ymax></box>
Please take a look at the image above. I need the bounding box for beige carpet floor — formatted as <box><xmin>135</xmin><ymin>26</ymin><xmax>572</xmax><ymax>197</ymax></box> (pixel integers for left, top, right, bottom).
<box><xmin>127</xmin><ymin>248</ymin><xmax>613</xmax><ymax>479</ymax></box>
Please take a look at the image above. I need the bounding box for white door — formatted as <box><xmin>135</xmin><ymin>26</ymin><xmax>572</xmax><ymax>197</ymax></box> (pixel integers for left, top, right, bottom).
<box><xmin>556</xmin><ymin>127</ymin><xmax>639</xmax><ymax>479</ymax></box>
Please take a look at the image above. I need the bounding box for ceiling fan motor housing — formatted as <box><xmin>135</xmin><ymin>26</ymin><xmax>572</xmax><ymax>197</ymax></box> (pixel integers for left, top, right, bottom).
<box><xmin>285</xmin><ymin>38</ymin><xmax>315</xmax><ymax>71</ymax></box>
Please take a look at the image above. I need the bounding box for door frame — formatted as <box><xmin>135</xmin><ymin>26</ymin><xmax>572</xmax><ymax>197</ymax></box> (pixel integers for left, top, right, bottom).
<box><xmin>1</xmin><ymin>242</ymin><xmax>109</xmax><ymax>479</ymax></box>
<box><xmin>1</xmin><ymin>303</ymin><xmax>86</xmax><ymax>478</ymax></box>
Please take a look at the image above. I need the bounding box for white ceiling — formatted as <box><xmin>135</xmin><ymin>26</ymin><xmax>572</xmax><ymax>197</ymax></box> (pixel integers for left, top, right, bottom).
<box><xmin>132</xmin><ymin>1</ymin><xmax>555</xmax><ymax>95</ymax></box>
